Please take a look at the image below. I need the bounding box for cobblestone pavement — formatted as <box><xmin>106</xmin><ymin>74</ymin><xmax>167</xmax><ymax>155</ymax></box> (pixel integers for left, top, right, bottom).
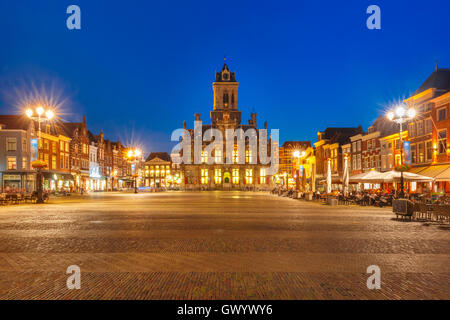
<box><xmin>0</xmin><ymin>191</ymin><xmax>448</xmax><ymax>299</ymax></box>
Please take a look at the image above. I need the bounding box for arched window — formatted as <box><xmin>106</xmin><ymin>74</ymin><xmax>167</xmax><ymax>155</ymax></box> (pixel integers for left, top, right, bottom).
<box><xmin>223</xmin><ymin>92</ymin><xmax>229</xmax><ymax>105</ymax></box>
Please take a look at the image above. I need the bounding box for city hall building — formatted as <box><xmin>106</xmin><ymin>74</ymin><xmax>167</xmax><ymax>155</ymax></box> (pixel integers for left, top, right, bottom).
<box><xmin>179</xmin><ymin>60</ymin><xmax>276</xmax><ymax>190</ymax></box>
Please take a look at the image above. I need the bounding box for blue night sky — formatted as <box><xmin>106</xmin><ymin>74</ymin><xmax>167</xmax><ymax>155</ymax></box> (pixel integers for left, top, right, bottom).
<box><xmin>1</xmin><ymin>0</ymin><xmax>449</xmax><ymax>154</ymax></box>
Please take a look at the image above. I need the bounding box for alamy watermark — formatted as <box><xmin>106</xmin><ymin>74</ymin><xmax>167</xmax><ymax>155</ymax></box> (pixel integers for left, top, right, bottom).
<box><xmin>170</xmin><ymin>121</ymin><xmax>279</xmax><ymax>175</ymax></box>
<box><xmin>66</xmin><ymin>265</ymin><xmax>81</xmax><ymax>289</ymax></box>
<box><xmin>366</xmin><ymin>265</ymin><xmax>381</xmax><ymax>290</ymax></box>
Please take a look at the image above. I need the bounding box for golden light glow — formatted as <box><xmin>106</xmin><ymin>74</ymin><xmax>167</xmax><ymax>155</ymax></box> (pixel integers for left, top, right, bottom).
<box><xmin>45</xmin><ymin>110</ymin><xmax>54</xmax><ymax>120</ymax></box>
<box><xmin>395</xmin><ymin>105</ymin><xmax>406</xmax><ymax>117</ymax></box>
<box><xmin>407</xmin><ymin>108</ymin><xmax>416</xmax><ymax>118</ymax></box>
<box><xmin>387</xmin><ymin>111</ymin><xmax>394</xmax><ymax>121</ymax></box>
<box><xmin>25</xmin><ymin>109</ymin><xmax>33</xmax><ymax>118</ymax></box>
<box><xmin>36</xmin><ymin>106</ymin><xmax>44</xmax><ymax>116</ymax></box>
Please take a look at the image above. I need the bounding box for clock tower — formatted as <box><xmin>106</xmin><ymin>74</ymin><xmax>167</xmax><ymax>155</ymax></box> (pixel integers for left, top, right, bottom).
<box><xmin>211</xmin><ymin>58</ymin><xmax>241</xmax><ymax>128</ymax></box>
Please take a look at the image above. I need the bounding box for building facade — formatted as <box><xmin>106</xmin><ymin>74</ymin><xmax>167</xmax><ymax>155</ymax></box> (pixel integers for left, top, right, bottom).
<box><xmin>179</xmin><ymin>61</ymin><xmax>274</xmax><ymax>191</ymax></box>
<box><xmin>144</xmin><ymin>152</ymin><xmax>172</xmax><ymax>188</ymax></box>
<box><xmin>0</xmin><ymin>115</ymin><xmax>36</xmax><ymax>192</ymax></box>
<box><xmin>405</xmin><ymin>67</ymin><xmax>450</xmax><ymax>194</ymax></box>
<box><xmin>315</xmin><ymin>127</ymin><xmax>364</xmax><ymax>188</ymax></box>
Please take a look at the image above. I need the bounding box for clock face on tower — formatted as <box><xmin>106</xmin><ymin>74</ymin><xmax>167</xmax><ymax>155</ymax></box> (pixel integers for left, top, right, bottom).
<box><xmin>223</xmin><ymin>73</ymin><xmax>229</xmax><ymax>80</ymax></box>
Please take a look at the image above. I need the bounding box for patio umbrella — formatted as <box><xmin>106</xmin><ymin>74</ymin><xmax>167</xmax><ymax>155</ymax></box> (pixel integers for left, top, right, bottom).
<box><xmin>343</xmin><ymin>156</ymin><xmax>349</xmax><ymax>196</ymax></box>
<box><xmin>349</xmin><ymin>170</ymin><xmax>383</xmax><ymax>183</ymax></box>
<box><xmin>326</xmin><ymin>159</ymin><xmax>332</xmax><ymax>194</ymax></box>
<box><xmin>365</xmin><ymin>170</ymin><xmax>434</xmax><ymax>183</ymax></box>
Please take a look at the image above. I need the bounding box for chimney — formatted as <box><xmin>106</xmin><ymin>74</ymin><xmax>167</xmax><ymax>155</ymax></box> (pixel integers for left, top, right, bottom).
<box><xmin>183</xmin><ymin>120</ymin><xmax>186</xmax><ymax>129</ymax></box>
<box><xmin>195</xmin><ymin>113</ymin><xmax>201</xmax><ymax>121</ymax></box>
<box><xmin>264</xmin><ymin>121</ymin><xmax>267</xmax><ymax>129</ymax></box>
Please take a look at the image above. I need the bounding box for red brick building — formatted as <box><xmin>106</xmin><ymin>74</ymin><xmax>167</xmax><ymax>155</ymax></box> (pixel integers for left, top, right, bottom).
<box><xmin>405</xmin><ymin>67</ymin><xmax>450</xmax><ymax>194</ymax></box>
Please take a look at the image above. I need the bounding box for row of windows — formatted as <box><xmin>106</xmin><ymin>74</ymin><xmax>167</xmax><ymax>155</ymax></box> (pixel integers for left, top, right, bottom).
<box><xmin>146</xmin><ymin>169</ymin><xmax>171</xmax><ymax>177</ymax></box>
<box><xmin>197</xmin><ymin>150</ymin><xmax>256</xmax><ymax>164</ymax></box>
<box><xmin>409</xmin><ymin>119</ymin><xmax>432</xmax><ymax>138</ymax></box>
<box><xmin>5</xmin><ymin>137</ymin><xmax>27</xmax><ymax>152</ymax></box>
<box><xmin>5</xmin><ymin>156</ymin><xmax>27</xmax><ymax>170</ymax></box>
<box><xmin>199</xmin><ymin>168</ymin><xmax>267</xmax><ymax>184</ymax></box>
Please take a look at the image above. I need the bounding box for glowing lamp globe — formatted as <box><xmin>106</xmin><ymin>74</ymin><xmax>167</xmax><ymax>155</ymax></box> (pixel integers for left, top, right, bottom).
<box><xmin>36</xmin><ymin>106</ymin><xmax>44</xmax><ymax>116</ymax></box>
<box><xmin>395</xmin><ymin>105</ymin><xmax>406</xmax><ymax>117</ymax></box>
<box><xmin>407</xmin><ymin>108</ymin><xmax>416</xmax><ymax>119</ymax></box>
<box><xmin>45</xmin><ymin>110</ymin><xmax>54</xmax><ymax>120</ymax></box>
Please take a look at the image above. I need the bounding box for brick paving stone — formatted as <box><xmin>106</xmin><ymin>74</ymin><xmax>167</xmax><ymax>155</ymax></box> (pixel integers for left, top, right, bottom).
<box><xmin>0</xmin><ymin>191</ymin><xmax>448</xmax><ymax>299</ymax></box>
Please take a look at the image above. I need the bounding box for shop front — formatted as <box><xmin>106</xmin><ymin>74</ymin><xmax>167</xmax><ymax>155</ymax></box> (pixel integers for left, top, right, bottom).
<box><xmin>1</xmin><ymin>172</ymin><xmax>36</xmax><ymax>193</ymax></box>
<box><xmin>409</xmin><ymin>164</ymin><xmax>450</xmax><ymax>195</ymax></box>
<box><xmin>42</xmin><ymin>172</ymin><xmax>74</xmax><ymax>192</ymax></box>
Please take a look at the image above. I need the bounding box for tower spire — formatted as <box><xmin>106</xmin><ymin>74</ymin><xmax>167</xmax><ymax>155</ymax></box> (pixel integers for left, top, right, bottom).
<box><xmin>436</xmin><ymin>60</ymin><xmax>439</xmax><ymax>71</ymax></box>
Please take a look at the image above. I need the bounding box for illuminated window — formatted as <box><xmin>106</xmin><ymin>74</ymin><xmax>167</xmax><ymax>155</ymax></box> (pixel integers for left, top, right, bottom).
<box><xmin>232</xmin><ymin>169</ymin><xmax>239</xmax><ymax>184</ymax></box>
<box><xmin>418</xmin><ymin>143</ymin><xmax>425</xmax><ymax>162</ymax></box>
<box><xmin>438</xmin><ymin>130</ymin><xmax>447</xmax><ymax>154</ymax></box>
<box><xmin>260</xmin><ymin>168</ymin><xmax>266</xmax><ymax>184</ymax></box>
<box><xmin>233</xmin><ymin>149</ymin><xmax>238</xmax><ymax>163</ymax></box>
<box><xmin>214</xmin><ymin>169</ymin><xmax>222</xmax><ymax>184</ymax></box>
<box><xmin>201</xmin><ymin>169</ymin><xmax>208</xmax><ymax>184</ymax></box>
<box><xmin>7</xmin><ymin>156</ymin><xmax>17</xmax><ymax>170</ymax></box>
<box><xmin>52</xmin><ymin>156</ymin><xmax>57</xmax><ymax>170</ymax></box>
<box><xmin>245</xmin><ymin>150</ymin><xmax>252</xmax><ymax>164</ymax></box>
<box><xmin>245</xmin><ymin>169</ymin><xmax>253</xmax><ymax>184</ymax></box>
<box><xmin>215</xmin><ymin>149</ymin><xmax>222</xmax><ymax>163</ymax></box>
<box><xmin>22</xmin><ymin>157</ymin><xmax>27</xmax><ymax>170</ymax></box>
<box><xmin>201</xmin><ymin>151</ymin><xmax>208</xmax><ymax>163</ymax></box>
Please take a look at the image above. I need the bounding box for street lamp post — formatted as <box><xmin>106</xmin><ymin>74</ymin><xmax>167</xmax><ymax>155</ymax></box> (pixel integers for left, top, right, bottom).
<box><xmin>127</xmin><ymin>149</ymin><xmax>142</xmax><ymax>194</ymax></box>
<box><xmin>386</xmin><ymin>104</ymin><xmax>416</xmax><ymax>198</ymax></box>
<box><xmin>293</xmin><ymin>150</ymin><xmax>306</xmax><ymax>191</ymax></box>
<box><xmin>26</xmin><ymin>106</ymin><xmax>54</xmax><ymax>204</ymax></box>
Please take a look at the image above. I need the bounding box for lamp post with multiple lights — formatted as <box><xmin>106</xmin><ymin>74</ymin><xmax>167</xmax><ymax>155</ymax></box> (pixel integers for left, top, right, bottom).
<box><xmin>126</xmin><ymin>149</ymin><xmax>142</xmax><ymax>194</ymax></box>
<box><xmin>293</xmin><ymin>150</ymin><xmax>306</xmax><ymax>191</ymax></box>
<box><xmin>25</xmin><ymin>106</ymin><xmax>55</xmax><ymax>203</ymax></box>
<box><xmin>386</xmin><ymin>104</ymin><xmax>416</xmax><ymax>198</ymax></box>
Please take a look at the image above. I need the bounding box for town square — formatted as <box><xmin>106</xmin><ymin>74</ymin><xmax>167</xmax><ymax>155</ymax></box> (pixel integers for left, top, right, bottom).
<box><xmin>0</xmin><ymin>191</ymin><xmax>448</xmax><ymax>299</ymax></box>
<box><xmin>0</xmin><ymin>0</ymin><xmax>449</xmax><ymax>304</ymax></box>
